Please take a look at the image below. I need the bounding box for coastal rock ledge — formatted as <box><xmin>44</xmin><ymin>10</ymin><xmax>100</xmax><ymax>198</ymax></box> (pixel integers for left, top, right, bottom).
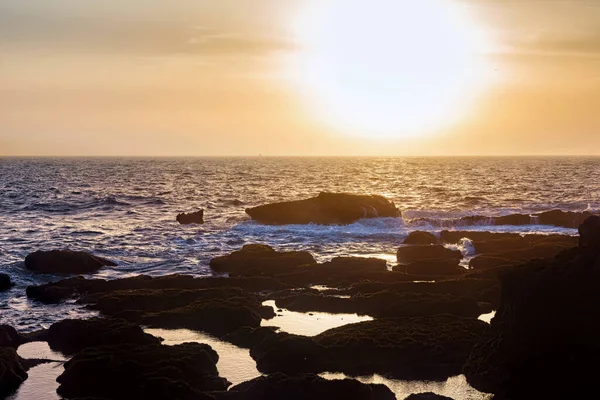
<box><xmin>246</xmin><ymin>192</ymin><xmax>399</xmax><ymax>225</ymax></box>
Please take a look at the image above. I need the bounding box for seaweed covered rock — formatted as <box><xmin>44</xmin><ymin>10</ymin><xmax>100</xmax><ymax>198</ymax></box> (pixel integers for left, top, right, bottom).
<box><xmin>0</xmin><ymin>347</ymin><xmax>28</xmax><ymax>397</ymax></box>
<box><xmin>57</xmin><ymin>343</ymin><xmax>229</xmax><ymax>399</ymax></box>
<box><xmin>86</xmin><ymin>287</ymin><xmax>272</xmax><ymax>337</ymax></box>
<box><xmin>246</xmin><ymin>192</ymin><xmax>399</xmax><ymax>225</ymax></box>
<box><xmin>24</xmin><ymin>249</ymin><xmax>116</xmax><ymax>274</ymax></box>
<box><xmin>469</xmin><ymin>242</ymin><xmax>575</xmax><ymax>270</ymax></box>
<box><xmin>275</xmin><ymin>290</ymin><xmax>482</xmax><ymax>318</ymax></box>
<box><xmin>0</xmin><ymin>325</ymin><xmax>25</xmax><ymax>348</ymax></box>
<box><xmin>403</xmin><ymin>231</ymin><xmax>437</xmax><ymax>245</ymax></box>
<box><xmin>0</xmin><ymin>273</ymin><xmax>13</xmax><ymax>291</ymax></box>
<box><xmin>27</xmin><ymin>274</ymin><xmax>286</xmax><ymax>304</ymax></box>
<box><xmin>252</xmin><ymin>316</ymin><xmax>487</xmax><ymax>380</ymax></box>
<box><xmin>397</xmin><ymin>245</ymin><xmax>462</xmax><ymax>265</ymax></box>
<box><xmin>176</xmin><ymin>210</ymin><xmax>204</xmax><ymax>224</ymax></box>
<box><xmin>463</xmin><ymin>216</ymin><xmax>600</xmax><ymax>399</ymax></box>
<box><xmin>210</xmin><ymin>244</ymin><xmax>316</xmax><ymax>274</ymax></box>
<box><xmin>28</xmin><ymin>276</ymin><xmax>276</xmax><ymax>338</ymax></box>
<box><xmin>394</xmin><ymin>259</ymin><xmax>466</xmax><ymax>276</ymax></box>
<box><xmin>46</xmin><ymin>318</ymin><xmax>161</xmax><ymax>355</ymax></box>
<box><xmin>221</xmin><ymin>373</ymin><xmax>396</xmax><ymax>400</ymax></box>
<box><xmin>211</xmin><ymin>250</ymin><xmax>405</xmax><ymax>287</ymax></box>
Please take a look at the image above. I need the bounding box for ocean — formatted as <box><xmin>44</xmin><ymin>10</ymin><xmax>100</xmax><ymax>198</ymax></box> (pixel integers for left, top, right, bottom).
<box><xmin>1</xmin><ymin>156</ymin><xmax>599</xmax><ymax>331</ymax></box>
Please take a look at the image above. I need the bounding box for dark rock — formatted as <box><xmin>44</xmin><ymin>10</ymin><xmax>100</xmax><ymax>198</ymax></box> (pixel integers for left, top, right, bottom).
<box><xmin>220</xmin><ymin>373</ymin><xmax>396</xmax><ymax>400</ymax></box>
<box><xmin>463</xmin><ymin>217</ymin><xmax>600</xmax><ymax>399</ymax></box>
<box><xmin>0</xmin><ymin>273</ymin><xmax>13</xmax><ymax>291</ymax></box>
<box><xmin>394</xmin><ymin>259</ymin><xmax>466</xmax><ymax>276</ymax></box>
<box><xmin>177</xmin><ymin>210</ymin><xmax>204</xmax><ymax>224</ymax></box>
<box><xmin>0</xmin><ymin>347</ymin><xmax>28</xmax><ymax>397</ymax></box>
<box><xmin>252</xmin><ymin>316</ymin><xmax>487</xmax><ymax>380</ymax></box>
<box><xmin>46</xmin><ymin>318</ymin><xmax>161</xmax><ymax>355</ymax></box>
<box><xmin>397</xmin><ymin>245</ymin><xmax>462</xmax><ymax>265</ymax></box>
<box><xmin>24</xmin><ymin>250</ymin><xmax>116</xmax><ymax>274</ymax></box>
<box><xmin>469</xmin><ymin>243</ymin><xmax>573</xmax><ymax>270</ymax></box>
<box><xmin>404</xmin><ymin>393</ymin><xmax>453</xmax><ymax>400</ymax></box>
<box><xmin>211</xmin><ymin>249</ymin><xmax>409</xmax><ymax>287</ymax></box>
<box><xmin>245</xmin><ymin>192</ymin><xmax>399</xmax><ymax>225</ymax></box>
<box><xmin>0</xmin><ymin>325</ymin><xmax>25</xmax><ymax>348</ymax></box>
<box><xmin>440</xmin><ymin>231</ymin><xmax>521</xmax><ymax>244</ymax></box>
<box><xmin>86</xmin><ymin>287</ymin><xmax>271</xmax><ymax>337</ymax></box>
<box><xmin>579</xmin><ymin>215</ymin><xmax>600</xmax><ymax>250</ymax></box>
<box><xmin>275</xmin><ymin>290</ymin><xmax>481</xmax><ymax>318</ymax></box>
<box><xmin>28</xmin><ymin>275</ymin><xmax>277</xmax><ymax>339</ymax></box>
<box><xmin>536</xmin><ymin>209</ymin><xmax>593</xmax><ymax>228</ymax></box>
<box><xmin>210</xmin><ymin>244</ymin><xmax>316</xmax><ymax>274</ymax></box>
<box><xmin>403</xmin><ymin>231</ymin><xmax>437</xmax><ymax>245</ymax></box>
<box><xmin>57</xmin><ymin>343</ymin><xmax>229</xmax><ymax>399</ymax></box>
<box><xmin>27</xmin><ymin>274</ymin><xmax>286</xmax><ymax>304</ymax></box>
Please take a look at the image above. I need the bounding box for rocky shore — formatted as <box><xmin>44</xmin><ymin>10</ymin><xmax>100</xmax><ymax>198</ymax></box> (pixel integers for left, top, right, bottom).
<box><xmin>1</xmin><ymin>205</ymin><xmax>598</xmax><ymax>398</ymax></box>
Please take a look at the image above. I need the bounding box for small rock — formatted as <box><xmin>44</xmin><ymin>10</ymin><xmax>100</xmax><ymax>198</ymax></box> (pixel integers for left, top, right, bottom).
<box><xmin>0</xmin><ymin>273</ymin><xmax>13</xmax><ymax>291</ymax></box>
<box><xmin>177</xmin><ymin>210</ymin><xmax>204</xmax><ymax>224</ymax></box>
<box><xmin>25</xmin><ymin>250</ymin><xmax>116</xmax><ymax>274</ymax></box>
<box><xmin>403</xmin><ymin>231</ymin><xmax>437</xmax><ymax>245</ymax></box>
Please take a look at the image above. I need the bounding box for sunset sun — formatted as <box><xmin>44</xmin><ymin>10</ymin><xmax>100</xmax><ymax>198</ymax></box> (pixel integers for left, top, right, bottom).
<box><xmin>289</xmin><ymin>0</ymin><xmax>494</xmax><ymax>139</ymax></box>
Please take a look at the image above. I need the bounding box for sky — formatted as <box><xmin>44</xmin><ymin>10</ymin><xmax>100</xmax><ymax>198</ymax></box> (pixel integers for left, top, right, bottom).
<box><xmin>1</xmin><ymin>0</ymin><xmax>599</xmax><ymax>156</ymax></box>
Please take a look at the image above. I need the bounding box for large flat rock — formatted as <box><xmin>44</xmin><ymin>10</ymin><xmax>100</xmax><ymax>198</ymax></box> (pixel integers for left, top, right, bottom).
<box><xmin>246</xmin><ymin>192</ymin><xmax>399</xmax><ymax>225</ymax></box>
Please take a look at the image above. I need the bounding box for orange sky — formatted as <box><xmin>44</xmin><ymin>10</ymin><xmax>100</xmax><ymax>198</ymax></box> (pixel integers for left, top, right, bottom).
<box><xmin>1</xmin><ymin>0</ymin><xmax>599</xmax><ymax>156</ymax></box>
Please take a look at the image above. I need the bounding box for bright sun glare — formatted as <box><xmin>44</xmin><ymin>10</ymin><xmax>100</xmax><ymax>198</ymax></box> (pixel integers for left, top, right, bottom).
<box><xmin>288</xmin><ymin>0</ymin><xmax>495</xmax><ymax>139</ymax></box>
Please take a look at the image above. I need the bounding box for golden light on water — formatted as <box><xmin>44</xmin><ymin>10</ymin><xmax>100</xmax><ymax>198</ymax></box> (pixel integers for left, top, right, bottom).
<box><xmin>288</xmin><ymin>0</ymin><xmax>496</xmax><ymax>140</ymax></box>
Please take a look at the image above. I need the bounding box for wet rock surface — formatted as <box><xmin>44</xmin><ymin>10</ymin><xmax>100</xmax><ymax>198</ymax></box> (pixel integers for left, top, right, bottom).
<box><xmin>0</xmin><ymin>273</ymin><xmax>13</xmax><ymax>291</ymax></box>
<box><xmin>212</xmin><ymin>249</ymin><xmax>418</xmax><ymax>286</ymax></box>
<box><xmin>0</xmin><ymin>347</ymin><xmax>28</xmax><ymax>397</ymax></box>
<box><xmin>46</xmin><ymin>317</ymin><xmax>161</xmax><ymax>355</ymax></box>
<box><xmin>397</xmin><ymin>245</ymin><xmax>462</xmax><ymax>265</ymax></box>
<box><xmin>176</xmin><ymin>209</ymin><xmax>204</xmax><ymax>224</ymax></box>
<box><xmin>394</xmin><ymin>259</ymin><xmax>466</xmax><ymax>276</ymax></box>
<box><xmin>24</xmin><ymin>249</ymin><xmax>116</xmax><ymax>274</ymax></box>
<box><xmin>245</xmin><ymin>192</ymin><xmax>399</xmax><ymax>225</ymax></box>
<box><xmin>463</xmin><ymin>216</ymin><xmax>600</xmax><ymax>399</ymax></box>
<box><xmin>274</xmin><ymin>290</ymin><xmax>482</xmax><ymax>318</ymax></box>
<box><xmin>219</xmin><ymin>372</ymin><xmax>396</xmax><ymax>400</ymax></box>
<box><xmin>411</xmin><ymin>210</ymin><xmax>595</xmax><ymax>229</ymax></box>
<box><xmin>0</xmin><ymin>325</ymin><xmax>25</xmax><ymax>348</ymax></box>
<box><xmin>403</xmin><ymin>231</ymin><xmax>438</xmax><ymax>245</ymax></box>
<box><xmin>57</xmin><ymin>342</ymin><xmax>229</xmax><ymax>399</ymax></box>
<box><xmin>251</xmin><ymin>316</ymin><xmax>487</xmax><ymax>380</ymax></box>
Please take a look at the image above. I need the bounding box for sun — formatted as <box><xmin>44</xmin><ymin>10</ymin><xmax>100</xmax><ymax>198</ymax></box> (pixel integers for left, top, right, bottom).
<box><xmin>287</xmin><ymin>0</ymin><xmax>495</xmax><ymax>139</ymax></box>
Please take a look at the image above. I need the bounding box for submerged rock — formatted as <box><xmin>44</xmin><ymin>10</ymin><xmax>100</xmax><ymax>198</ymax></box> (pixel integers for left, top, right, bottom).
<box><xmin>403</xmin><ymin>231</ymin><xmax>437</xmax><ymax>245</ymax></box>
<box><xmin>176</xmin><ymin>210</ymin><xmax>204</xmax><ymax>224</ymax></box>
<box><xmin>463</xmin><ymin>216</ymin><xmax>600</xmax><ymax>399</ymax></box>
<box><xmin>0</xmin><ymin>273</ymin><xmax>13</xmax><ymax>291</ymax></box>
<box><xmin>0</xmin><ymin>347</ymin><xmax>28</xmax><ymax>397</ymax></box>
<box><xmin>24</xmin><ymin>249</ymin><xmax>116</xmax><ymax>274</ymax></box>
<box><xmin>46</xmin><ymin>318</ymin><xmax>161</xmax><ymax>355</ymax></box>
<box><xmin>252</xmin><ymin>316</ymin><xmax>487</xmax><ymax>380</ymax></box>
<box><xmin>57</xmin><ymin>343</ymin><xmax>229</xmax><ymax>399</ymax></box>
<box><xmin>397</xmin><ymin>245</ymin><xmax>462</xmax><ymax>265</ymax></box>
<box><xmin>221</xmin><ymin>373</ymin><xmax>396</xmax><ymax>400</ymax></box>
<box><xmin>245</xmin><ymin>192</ymin><xmax>399</xmax><ymax>225</ymax></box>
